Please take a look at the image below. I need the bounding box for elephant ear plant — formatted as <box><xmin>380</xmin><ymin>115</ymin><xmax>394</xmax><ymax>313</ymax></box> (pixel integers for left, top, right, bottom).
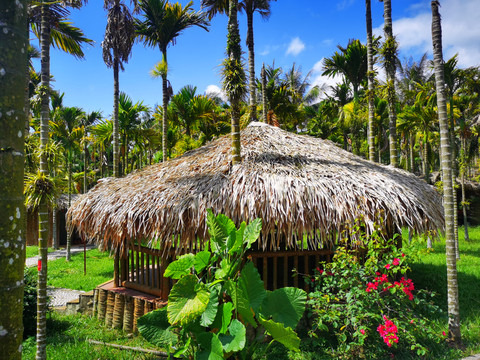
<box><xmin>138</xmin><ymin>210</ymin><xmax>307</xmax><ymax>359</ymax></box>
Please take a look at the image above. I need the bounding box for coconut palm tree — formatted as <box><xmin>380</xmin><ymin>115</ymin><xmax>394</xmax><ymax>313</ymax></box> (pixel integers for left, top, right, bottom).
<box><xmin>379</xmin><ymin>0</ymin><xmax>399</xmax><ymax>167</ymax></box>
<box><xmin>365</xmin><ymin>0</ymin><xmax>375</xmax><ymax>161</ymax></box>
<box><xmin>431</xmin><ymin>0</ymin><xmax>461</xmax><ymax>345</ymax></box>
<box><xmin>0</xmin><ymin>1</ymin><xmax>28</xmax><ymax>358</ymax></box>
<box><xmin>135</xmin><ymin>0</ymin><xmax>209</xmax><ymax>162</ymax></box>
<box><xmin>81</xmin><ymin>111</ymin><xmax>102</xmax><ymax>192</ymax></box>
<box><xmin>238</xmin><ymin>0</ymin><xmax>276</xmax><ymax>122</ymax></box>
<box><xmin>102</xmin><ymin>0</ymin><xmax>137</xmax><ymax>178</ymax></box>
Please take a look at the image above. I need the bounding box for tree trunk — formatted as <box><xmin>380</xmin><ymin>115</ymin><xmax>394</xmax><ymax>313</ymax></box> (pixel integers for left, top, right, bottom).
<box><xmin>227</xmin><ymin>0</ymin><xmax>242</xmax><ymax>165</ymax></box>
<box><xmin>366</xmin><ymin>0</ymin><xmax>375</xmax><ymax>162</ymax></box>
<box><xmin>162</xmin><ymin>51</ymin><xmax>169</xmax><ymax>162</ymax></box>
<box><xmin>449</xmin><ymin>98</ymin><xmax>459</xmax><ymax>259</ymax></box>
<box><xmin>261</xmin><ymin>63</ymin><xmax>267</xmax><ymax>123</ymax></box>
<box><xmin>66</xmin><ymin>158</ymin><xmax>72</xmax><ymax>261</ymax></box>
<box><xmin>113</xmin><ymin>56</ymin><xmax>120</xmax><ymax>178</ymax></box>
<box><xmin>0</xmin><ymin>2</ymin><xmax>28</xmax><ymax>358</ymax></box>
<box><xmin>84</xmin><ymin>138</ymin><xmax>87</xmax><ymax>193</ymax></box>
<box><xmin>431</xmin><ymin>0</ymin><xmax>462</xmax><ymax>345</ymax></box>
<box><xmin>382</xmin><ymin>0</ymin><xmax>398</xmax><ymax>167</ymax></box>
<box><xmin>246</xmin><ymin>9</ymin><xmax>257</xmax><ymax>122</ymax></box>
<box><xmin>461</xmin><ymin>170</ymin><xmax>469</xmax><ymax>241</ymax></box>
<box><xmin>36</xmin><ymin>3</ymin><xmax>52</xmax><ymax>359</ymax></box>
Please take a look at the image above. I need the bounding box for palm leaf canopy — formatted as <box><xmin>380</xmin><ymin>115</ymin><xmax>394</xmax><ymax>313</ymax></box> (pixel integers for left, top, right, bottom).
<box><xmin>135</xmin><ymin>0</ymin><xmax>210</xmax><ymax>53</ymax></box>
<box><xmin>68</xmin><ymin>123</ymin><xmax>443</xmax><ymax>253</ymax></box>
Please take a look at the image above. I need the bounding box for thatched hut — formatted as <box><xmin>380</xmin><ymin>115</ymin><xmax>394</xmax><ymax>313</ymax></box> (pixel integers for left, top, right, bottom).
<box><xmin>68</xmin><ymin>123</ymin><xmax>443</xmax><ymax>328</ymax></box>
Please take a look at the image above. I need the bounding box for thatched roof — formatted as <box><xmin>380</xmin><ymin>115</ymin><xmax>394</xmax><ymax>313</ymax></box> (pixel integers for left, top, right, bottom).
<box><xmin>67</xmin><ymin>122</ymin><xmax>443</xmax><ymax>253</ymax></box>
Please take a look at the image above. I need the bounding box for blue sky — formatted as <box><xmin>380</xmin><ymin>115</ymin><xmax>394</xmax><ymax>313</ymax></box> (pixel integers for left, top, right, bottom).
<box><xmin>31</xmin><ymin>0</ymin><xmax>480</xmax><ymax>116</ymax></box>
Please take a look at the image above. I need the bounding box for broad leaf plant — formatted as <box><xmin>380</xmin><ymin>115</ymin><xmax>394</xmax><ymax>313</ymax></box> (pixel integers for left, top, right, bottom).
<box><xmin>138</xmin><ymin>209</ymin><xmax>307</xmax><ymax>359</ymax></box>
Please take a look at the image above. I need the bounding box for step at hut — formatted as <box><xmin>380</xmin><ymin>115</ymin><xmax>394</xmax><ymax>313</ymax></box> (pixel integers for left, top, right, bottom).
<box><xmin>67</xmin><ymin>122</ymin><xmax>444</xmax><ymax>331</ymax></box>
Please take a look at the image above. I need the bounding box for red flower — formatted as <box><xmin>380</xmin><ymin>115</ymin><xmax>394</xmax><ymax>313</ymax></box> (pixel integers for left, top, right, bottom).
<box><xmin>392</xmin><ymin>258</ymin><xmax>400</xmax><ymax>266</ymax></box>
<box><xmin>401</xmin><ymin>253</ymin><xmax>405</xmax><ymax>257</ymax></box>
<box><xmin>442</xmin><ymin>331</ymin><xmax>447</xmax><ymax>336</ymax></box>
<box><xmin>377</xmin><ymin>316</ymin><xmax>399</xmax><ymax>347</ymax></box>
<box><xmin>360</xmin><ymin>329</ymin><xmax>365</xmax><ymax>335</ymax></box>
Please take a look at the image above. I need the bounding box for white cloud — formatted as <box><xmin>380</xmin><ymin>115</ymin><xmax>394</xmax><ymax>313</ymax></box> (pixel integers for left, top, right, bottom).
<box><xmin>373</xmin><ymin>0</ymin><xmax>480</xmax><ymax>68</ymax></box>
<box><xmin>286</xmin><ymin>37</ymin><xmax>306</xmax><ymax>56</ymax></box>
<box><xmin>205</xmin><ymin>84</ymin><xmax>227</xmax><ymax>102</ymax></box>
<box><xmin>337</xmin><ymin>0</ymin><xmax>355</xmax><ymax>11</ymax></box>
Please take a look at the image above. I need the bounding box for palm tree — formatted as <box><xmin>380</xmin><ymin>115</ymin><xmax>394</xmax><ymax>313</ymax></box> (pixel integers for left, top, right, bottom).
<box><xmin>118</xmin><ymin>92</ymin><xmax>150</xmax><ymax>174</ymax></box>
<box><xmin>135</xmin><ymin>0</ymin><xmax>210</xmax><ymax>162</ymax></box>
<box><xmin>102</xmin><ymin>0</ymin><xmax>137</xmax><ymax>178</ymax></box>
<box><xmin>431</xmin><ymin>0</ymin><xmax>461</xmax><ymax>345</ymax></box>
<box><xmin>31</xmin><ymin>2</ymin><xmax>91</xmax><ymax>357</ymax></box>
<box><xmin>380</xmin><ymin>0</ymin><xmax>399</xmax><ymax>167</ymax></box>
<box><xmin>322</xmin><ymin>39</ymin><xmax>367</xmax><ymax>98</ymax></box>
<box><xmin>81</xmin><ymin>111</ymin><xmax>102</xmax><ymax>193</ymax></box>
<box><xmin>50</xmin><ymin>106</ymin><xmax>84</xmax><ymax>261</ymax></box>
<box><xmin>238</xmin><ymin>0</ymin><xmax>276</xmax><ymax>122</ymax></box>
<box><xmin>0</xmin><ymin>1</ymin><xmax>28</xmax><ymax>358</ymax></box>
<box><xmin>365</xmin><ymin>0</ymin><xmax>376</xmax><ymax>161</ymax></box>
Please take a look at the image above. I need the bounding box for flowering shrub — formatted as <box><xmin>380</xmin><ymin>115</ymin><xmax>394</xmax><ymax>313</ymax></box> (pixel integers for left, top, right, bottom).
<box><xmin>305</xmin><ymin>231</ymin><xmax>445</xmax><ymax>359</ymax></box>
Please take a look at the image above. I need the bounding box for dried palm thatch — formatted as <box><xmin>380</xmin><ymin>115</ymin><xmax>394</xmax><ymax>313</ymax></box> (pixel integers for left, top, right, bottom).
<box><xmin>67</xmin><ymin>122</ymin><xmax>443</xmax><ymax>254</ymax></box>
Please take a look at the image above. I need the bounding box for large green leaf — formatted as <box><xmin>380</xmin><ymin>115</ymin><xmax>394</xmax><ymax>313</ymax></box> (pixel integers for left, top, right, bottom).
<box><xmin>211</xmin><ymin>302</ymin><xmax>234</xmax><ymax>334</ymax></box>
<box><xmin>194</xmin><ymin>250</ymin><xmax>211</xmax><ymax>273</ymax></box>
<box><xmin>164</xmin><ymin>254</ymin><xmax>195</xmax><ymax>279</ymax></box>
<box><xmin>207</xmin><ymin>209</ymin><xmax>236</xmax><ymax>253</ymax></box>
<box><xmin>225</xmin><ymin>262</ymin><xmax>266</xmax><ymax>327</ymax></box>
<box><xmin>167</xmin><ymin>275</ymin><xmax>210</xmax><ymax>326</ymax></box>
<box><xmin>196</xmin><ymin>333</ymin><xmax>224</xmax><ymax>360</ymax></box>
<box><xmin>243</xmin><ymin>218</ymin><xmax>262</xmax><ymax>249</ymax></box>
<box><xmin>239</xmin><ymin>261</ymin><xmax>266</xmax><ymax>313</ymax></box>
<box><xmin>200</xmin><ymin>286</ymin><xmax>219</xmax><ymax>327</ymax></box>
<box><xmin>218</xmin><ymin>319</ymin><xmax>246</xmax><ymax>353</ymax></box>
<box><xmin>230</xmin><ymin>222</ymin><xmax>246</xmax><ymax>254</ymax></box>
<box><xmin>258</xmin><ymin>317</ymin><xmax>301</xmax><ymax>352</ymax></box>
<box><xmin>260</xmin><ymin>287</ymin><xmax>307</xmax><ymax>329</ymax></box>
<box><xmin>137</xmin><ymin>308</ymin><xmax>177</xmax><ymax>348</ymax></box>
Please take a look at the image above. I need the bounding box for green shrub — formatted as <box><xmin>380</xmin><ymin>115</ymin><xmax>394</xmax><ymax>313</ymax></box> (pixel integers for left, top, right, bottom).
<box><xmin>306</xmin><ymin>230</ymin><xmax>446</xmax><ymax>359</ymax></box>
<box><xmin>23</xmin><ymin>267</ymin><xmax>47</xmax><ymax>338</ymax></box>
<box><xmin>138</xmin><ymin>210</ymin><xmax>307</xmax><ymax>359</ymax></box>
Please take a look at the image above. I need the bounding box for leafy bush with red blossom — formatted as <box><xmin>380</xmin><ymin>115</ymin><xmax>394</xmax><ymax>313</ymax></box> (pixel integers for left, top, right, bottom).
<box><xmin>305</xmin><ymin>229</ymin><xmax>445</xmax><ymax>359</ymax></box>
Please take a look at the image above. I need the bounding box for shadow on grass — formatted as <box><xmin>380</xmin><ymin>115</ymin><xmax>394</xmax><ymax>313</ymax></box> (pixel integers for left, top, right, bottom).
<box><xmin>410</xmin><ymin>261</ymin><xmax>480</xmax><ymax>321</ymax></box>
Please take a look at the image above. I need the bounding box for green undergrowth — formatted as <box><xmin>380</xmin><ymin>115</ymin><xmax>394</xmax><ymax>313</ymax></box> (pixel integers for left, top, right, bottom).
<box><xmin>22</xmin><ymin>312</ymin><xmax>161</xmax><ymax>360</ymax></box>
<box><xmin>27</xmin><ymin>248</ymin><xmax>114</xmax><ymax>291</ymax></box>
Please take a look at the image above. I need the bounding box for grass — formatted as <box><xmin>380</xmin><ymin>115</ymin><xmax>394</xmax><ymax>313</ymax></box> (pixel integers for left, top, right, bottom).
<box><xmin>25</xmin><ymin>246</ymin><xmax>55</xmax><ymax>258</ymax></box>
<box><xmin>26</xmin><ymin>248</ymin><xmax>114</xmax><ymax>291</ymax></box>
<box><xmin>407</xmin><ymin>226</ymin><xmax>480</xmax><ymax>358</ymax></box>
<box><xmin>22</xmin><ymin>312</ymin><xmax>161</xmax><ymax>360</ymax></box>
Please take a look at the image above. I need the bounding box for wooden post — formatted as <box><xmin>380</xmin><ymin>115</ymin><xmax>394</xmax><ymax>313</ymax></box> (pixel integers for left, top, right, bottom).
<box><xmin>105</xmin><ymin>291</ymin><xmax>116</xmax><ymax>327</ymax></box>
<box><xmin>92</xmin><ymin>288</ymin><xmax>99</xmax><ymax>317</ymax></box>
<box><xmin>112</xmin><ymin>293</ymin><xmax>125</xmax><ymax>329</ymax></box>
<box><xmin>133</xmin><ymin>298</ymin><xmax>145</xmax><ymax>333</ymax></box>
<box><xmin>273</xmin><ymin>257</ymin><xmax>278</xmax><ymax>290</ymax></box>
<box><xmin>123</xmin><ymin>295</ymin><xmax>134</xmax><ymax>333</ymax></box>
<box><xmin>97</xmin><ymin>288</ymin><xmax>108</xmax><ymax>321</ymax></box>
<box><xmin>114</xmin><ymin>248</ymin><xmax>120</xmax><ymax>287</ymax></box>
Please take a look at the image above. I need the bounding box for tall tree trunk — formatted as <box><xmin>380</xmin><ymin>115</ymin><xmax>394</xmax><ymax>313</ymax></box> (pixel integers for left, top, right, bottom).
<box><xmin>227</xmin><ymin>0</ymin><xmax>242</xmax><ymax>165</ymax></box>
<box><xmin>431</xmin><ymin>0</ymin><xmax>462</xmax><ymax>345</ymax></box>
<box><xmin>366</xmin><ymin>0</ymin><xmax>376</xmax><ymax>162</ymax></box>
<box><xmin>449</xmin><ymin>98</ymin><xmax>459</xmax><ymax>258</ymax></box>
<box><xmin>84</xmin><ymin>138</ymin><xmax>87</xmax><ymax>193</ymax></box>
<box><xmin>0</xmin><ymin>1</ymin><xmax>28</xmax><ymax>358</ymax></box>
<box><xmin>461</xmin><ymin>169</ymin><xmax>469</xmax><ymax>241</ymax></box>
<box><xmin>66</xmin><ymin>158</ymin><xmax>72</xmax><ymax>261</ymax></box>
<box><xmin>113</xmin><ymin>56</ymin><xmax>120</xmax><ymax>178</ymax></box>
<box><xmin>382</xmin><ymin>0</ymin><xmax>398</xmax><ymax>167</ymax></box>
<box><xmin>161</xmin><ymin>51</ymin><xmax>168</xmax><ymax>162</ymax></box>
<box><xmin>37</xmin><ymin>2</ymin><xmax>51</xmax><ymax>359</ymax></box>
<box><xmin>246</xmin><ymin>9</ymin><xmax>257</xmax><ymax>122</ymax></box>
<box><xmin>409</xmin><ymin>134</ymin><xmax>415</xmax><ymax>173</ymax></box>
<box><xmin>261</xmin><ymin>63</ymin><xmax>267</xmax><ymax>123</ymax></box>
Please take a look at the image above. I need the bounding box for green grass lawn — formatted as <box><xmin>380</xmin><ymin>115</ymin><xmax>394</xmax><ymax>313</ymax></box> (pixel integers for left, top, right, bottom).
<box><xmin>22</xmin><ymin>312</ymin><xmax>161</xmax><ymax>360</ymax></box>
<box><xmin>26</xmin><ymin>248</ymin><xmax>114</xmax><ymax>291</ymax></box>
<box><xmin>408</xmin><ymin>226</ymin><xmax>480</xmax><ymax>358</ymax></box>
<box><xmin>25</xmin><ymin>246</ymin><xmax>55</xmax><ymax>258</ymax></box>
